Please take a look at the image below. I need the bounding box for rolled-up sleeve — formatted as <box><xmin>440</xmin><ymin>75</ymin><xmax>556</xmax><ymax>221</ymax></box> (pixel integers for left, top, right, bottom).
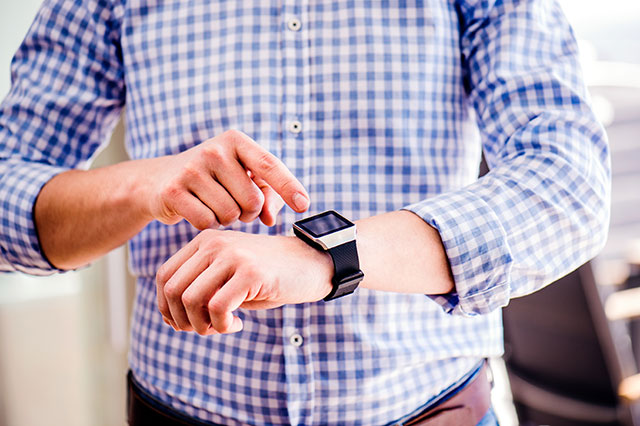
<box><xmin>405</xmin><ymin>0</ymin><xmax>611</xmax><ymax>316</ymax></box>
<box><xmin>0</xmin><ymin>0</ymin><xmax>125</xmax><ymax>274</ymax></box>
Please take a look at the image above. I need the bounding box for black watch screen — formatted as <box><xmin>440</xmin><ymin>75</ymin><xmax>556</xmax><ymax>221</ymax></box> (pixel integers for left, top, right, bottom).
<box><xmin>295</xmin><ymin>210</ymin><xmax>352</xmax><ymax>237</ymax></box>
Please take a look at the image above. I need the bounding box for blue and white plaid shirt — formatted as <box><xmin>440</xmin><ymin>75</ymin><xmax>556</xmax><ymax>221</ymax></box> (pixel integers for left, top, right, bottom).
<box><xmin>0</xmin><ymin>0</ymin><xmax>609</xmax><ymax>424</ymax></box>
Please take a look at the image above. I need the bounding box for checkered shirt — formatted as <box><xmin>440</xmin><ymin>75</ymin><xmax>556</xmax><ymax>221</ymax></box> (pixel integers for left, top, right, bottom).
<box><xmin>0</xmin><ymin>0</ymin><xmax>610</xmax><ymax>424</ymax></box>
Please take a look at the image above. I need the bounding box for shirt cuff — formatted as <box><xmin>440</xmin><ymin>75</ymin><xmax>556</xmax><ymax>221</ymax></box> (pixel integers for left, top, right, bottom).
<box><xmin>404</xmin><ymin>189</ymin><xmax>513</xmax><ymax>316</ymax></box>
<box><xmin>0</xmin><ymin>160</ymin><xmax>67</xmax><ymax>275</ymax></box>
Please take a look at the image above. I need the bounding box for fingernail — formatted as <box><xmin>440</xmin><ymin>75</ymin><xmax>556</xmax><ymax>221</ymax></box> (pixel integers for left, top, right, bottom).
<box><xmin>293</xmin><ymin>193</ymin><xmax>309</xmax><ymax>211</ymax></box>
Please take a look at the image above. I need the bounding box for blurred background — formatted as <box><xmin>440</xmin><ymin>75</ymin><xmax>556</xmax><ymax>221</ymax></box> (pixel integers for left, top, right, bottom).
<box><xmin>0</xmin><ymin>1</ymin><xmax>639</xmax><ymax>425</ymax></box>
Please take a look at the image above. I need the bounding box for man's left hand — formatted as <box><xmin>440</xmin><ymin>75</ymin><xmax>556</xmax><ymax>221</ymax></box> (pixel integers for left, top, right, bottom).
<box><xmin>155</xmin><ymin>229</ymin><xmax>333</xmax><ymax>335</ymax></box>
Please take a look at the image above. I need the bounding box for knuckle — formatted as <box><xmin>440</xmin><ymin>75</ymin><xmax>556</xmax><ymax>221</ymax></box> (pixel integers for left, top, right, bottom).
<box><xmin>256</xmin><ymin>151</ymin><xmax>280</xmax><ymax>174</ymax></box>
<box><xmin>181</xmin><ymin>291</ymin><xmax>197</xmax><ymax>309</ymax></box>
<box><xmin>198</xmin><ymin>228</ymin><xmax>217</xmax><ymax>241</ymax></box>
<box><xmin>180</xmin><ymin>163</ymin><xmax>200</xmax><ymax>181</ymax></box>
<box><xmin>217</xmin><ymin>205</ymin><xmax>241</xmax><ymax>226</ymax></box>
<box><xmin>207</xmin><ymin>298</ymin><xmax>226</xmax><ymax>316</ymax></box>
<box><xmin>199</xmin><ymin>230</ymin><xmax>222</xmax><ymax>250</ymax></box>
<box><xmin>223</xmin><ymin>129</ymin><xmax>245</xmax><ymax>144</ymax></box>
<box><xmin>243</xmin><ymin>191</ymin><xmax>264</xmax><ymax>214</ymax></box>
<box><xmin>163</xmin><ymin>282</ymin><xmax>181</xmax><ymax>300</ymax></box>
<box><xmin>199</xmin><ymin>235</ymin><xmax>223</xmax><ymax>257</ymax></box>
<box><xmin>277</xmin><ymin>178</ymin><xmax>298</xmax><ymax>196</ymax></box>
<box><xmin>192</xmin><ymin>212</ymin><xmax>216</xmax><ymax>230</ymax></box>
<box><xmin>156</xmin><ymin>265</ymin><xmax>171</xmax><ymax>285</ymax></box>
<box><xmin>202</xmin><ymin>143</ymin><xmax>226</xmax><ymax>163</ymax></box>
<box><xmin>160</xmin><ymin>182</ymin><xmax>182</xmax><ymax>204</ymax></box>
<box><xmin>227</xmin><ymin>246</ymin><xmax>249</xmax><ymax>262</ymax></box>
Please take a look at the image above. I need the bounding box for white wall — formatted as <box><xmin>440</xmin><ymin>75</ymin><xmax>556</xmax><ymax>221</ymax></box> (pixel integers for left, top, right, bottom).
<box><xmin>0</xmin><ymin>0</ymin><xmax>46</xmax><ymax>97</ymax></box>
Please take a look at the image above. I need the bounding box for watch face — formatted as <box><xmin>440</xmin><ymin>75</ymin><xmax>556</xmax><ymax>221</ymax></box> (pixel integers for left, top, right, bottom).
<box><xmin>296</xmin><ymin>210</ymin><xmax>353</xmax><ymax>238</ymax></box>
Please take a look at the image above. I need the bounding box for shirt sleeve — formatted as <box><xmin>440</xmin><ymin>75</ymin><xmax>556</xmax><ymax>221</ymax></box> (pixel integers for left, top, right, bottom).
<box><xmin>0</xmin><ymin>0</ymin><xmax>125</xmax><ymax>275</ymax></box>
<box><xmin>404</xmin><ymin>0</ymin><xmax>611</xmax><ymax>316</ymax></box>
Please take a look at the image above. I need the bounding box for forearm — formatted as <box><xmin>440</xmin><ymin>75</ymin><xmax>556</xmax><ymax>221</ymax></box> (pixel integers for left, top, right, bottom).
<box><xmin>33</xmin><ymin>130</ymin><xmax>311</xmax><ymax>271</ymax></box>
<box><xmin>355</xmin><ymin>210</ymin><xmax>454</xmax><ymax>295</ymax></box>
<box><xmin>34</xmin><ymin>160</ymin><xmax>152</xmax><ymax>270</ymax></box>
<box><xmin>155</xmin><ymin>209</ymin><xmax>455</xmax><ymax>334</ymax></box>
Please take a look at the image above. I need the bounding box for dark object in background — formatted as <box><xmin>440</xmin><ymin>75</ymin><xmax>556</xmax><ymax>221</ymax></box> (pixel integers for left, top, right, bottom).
<box><xmin>502</xmin><ymin>262</ymin><xmax>640</xmax><ymax>426</ymax></box>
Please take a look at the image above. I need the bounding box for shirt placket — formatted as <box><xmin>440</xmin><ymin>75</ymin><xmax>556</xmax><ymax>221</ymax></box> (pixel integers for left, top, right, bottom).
<box><xmin>279</xmin><ymin>1</ymin><xmax>316</xmax><ymax>426</ymax></box>
<box><xmin>279</xmin><ymin>2</ymin><xmax>313</xmax><ymax>189</ymax></box>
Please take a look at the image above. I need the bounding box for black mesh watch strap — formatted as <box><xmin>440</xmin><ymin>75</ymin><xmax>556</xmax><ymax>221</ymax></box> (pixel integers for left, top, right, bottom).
<box><xmin>324</xmin><ymin>240</ymin><xmax>364</xmax><ymax>301</ymax></box>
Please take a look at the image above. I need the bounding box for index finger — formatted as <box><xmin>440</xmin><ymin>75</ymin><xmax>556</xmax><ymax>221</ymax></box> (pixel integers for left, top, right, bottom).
<box><xmin>229</xmin><ymin>131</ymin><xmax>310</xmax><ymax>213</ymax></box>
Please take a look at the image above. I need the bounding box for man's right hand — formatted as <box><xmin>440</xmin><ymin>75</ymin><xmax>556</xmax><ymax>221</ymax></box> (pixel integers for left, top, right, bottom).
<box><xmin>34</xmin><ymin>129</ymin><xmax>309</xmax><ymax>270</ymax></box>
<box><xmin>141</xmin><ymin>129</ymin><xmax>309</xmax><ymax>229</ymax></box>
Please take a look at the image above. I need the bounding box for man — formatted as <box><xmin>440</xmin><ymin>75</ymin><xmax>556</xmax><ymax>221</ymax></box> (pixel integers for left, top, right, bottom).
<box><xmin>0</xmin><ymin>0</ymin><xmax>609</xmax><ymax>425</ymax></box>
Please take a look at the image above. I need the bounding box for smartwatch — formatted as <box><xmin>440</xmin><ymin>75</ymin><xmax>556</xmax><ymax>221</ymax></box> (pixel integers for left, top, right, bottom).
<box><xmin>293</xmin><ymin>210</ymin><xmax>364</xmax><ymax>301</ymax></box>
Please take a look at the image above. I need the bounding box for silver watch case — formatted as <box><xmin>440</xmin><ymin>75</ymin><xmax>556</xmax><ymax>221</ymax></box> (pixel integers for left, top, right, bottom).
<box><xmin>292</xmin><ymin>222</ymin><xmax>356</xmax><ymax>250</ymax></box>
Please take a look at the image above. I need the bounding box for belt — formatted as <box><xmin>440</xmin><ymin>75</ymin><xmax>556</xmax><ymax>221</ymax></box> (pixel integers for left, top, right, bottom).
<box><xmin>128</xmin><ymin>364</ymin><xmax>491</xmax><ymax>426</ymax></box>
<box><xmin>127</xmin><ymin>371</ymin><xmax>221</xmax><ymax>426</ymax></box>
<box><xmin>401</xmin><ymin>363</ymin><xmax>492</xmax><ymax>426</ymax></box>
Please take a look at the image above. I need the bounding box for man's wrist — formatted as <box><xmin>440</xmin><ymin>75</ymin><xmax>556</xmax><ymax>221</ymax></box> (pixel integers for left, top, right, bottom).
<box><xmin>123</xmin><ymin>158</ymin><xmax>157</xmax><ymax>223</ymax></box>
<box><xmin>287</xmin><ymin>235</ymin><xmax>334</xmax><ymax>300</ymax></box>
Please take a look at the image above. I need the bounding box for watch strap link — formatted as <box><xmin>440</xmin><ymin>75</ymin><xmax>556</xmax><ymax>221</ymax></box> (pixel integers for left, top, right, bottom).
<box><xmin>324</xmin><ymin>240</ymin><xmax>364</xmax><ymax>301</ymax></box>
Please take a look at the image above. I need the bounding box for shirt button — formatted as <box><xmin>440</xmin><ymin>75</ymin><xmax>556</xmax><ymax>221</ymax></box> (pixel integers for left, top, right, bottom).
<box><xmin>288</xmin><ymin>120</ymin><xmax>302</xmax><ymax>134</ymax></box>
<box><xmin>289</xmin><ymin>333</ymin><xmax>304</xmax><ymax>347</ymax></box>
<box><xmin>287</xmin><ymin>18</ymin><xmax>302</xmax><ymax>32</ymax></box>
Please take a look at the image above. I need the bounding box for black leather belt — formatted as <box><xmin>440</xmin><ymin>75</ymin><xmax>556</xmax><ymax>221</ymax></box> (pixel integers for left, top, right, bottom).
<box><xmin>127</xmin><ymin>371</ymin><xmax>220</xmax><ymax>426</ymax></box>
